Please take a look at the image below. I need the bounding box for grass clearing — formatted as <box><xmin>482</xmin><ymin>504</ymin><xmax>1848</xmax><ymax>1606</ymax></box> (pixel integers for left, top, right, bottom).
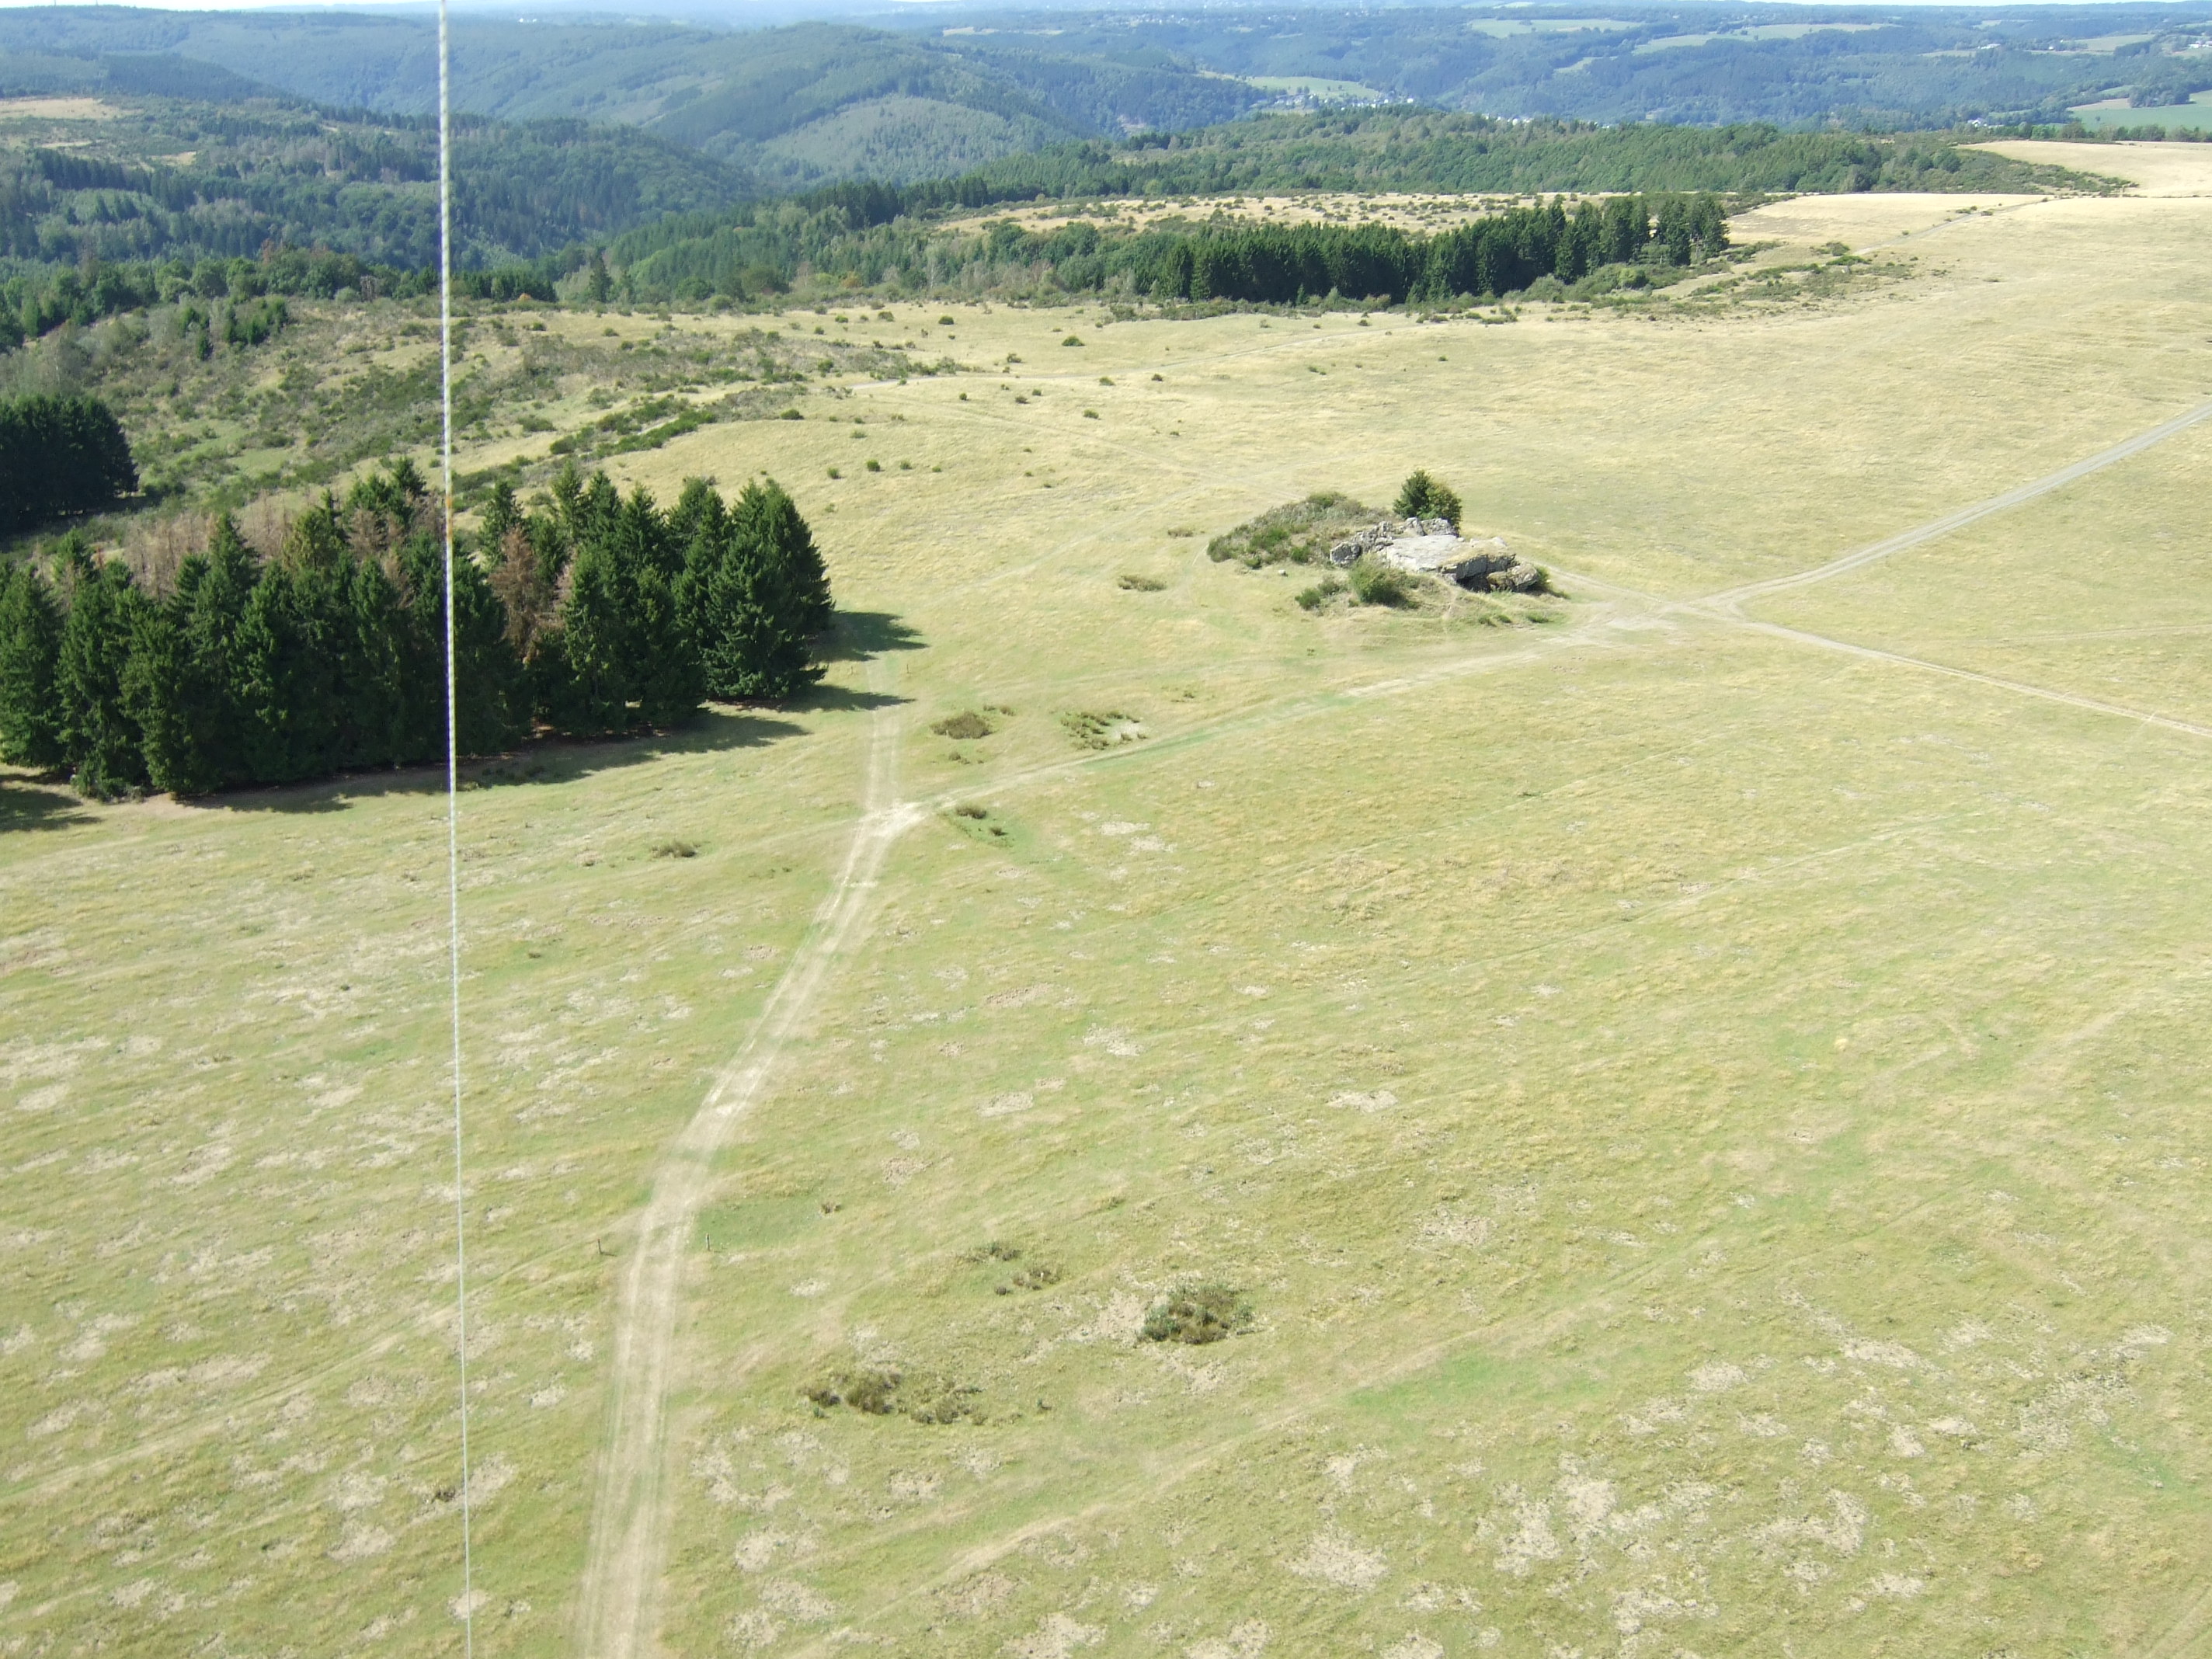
<box><xmin>6</xmin><ymin>172</ymin><xmax>2212</xmax><ymax>1655</ymax></box>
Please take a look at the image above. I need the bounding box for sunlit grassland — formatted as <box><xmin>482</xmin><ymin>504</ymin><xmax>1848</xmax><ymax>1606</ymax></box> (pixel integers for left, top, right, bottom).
<box><xmin>5</xmin><ymin>152</ymin><xmax>2212</xmax><ymax>1656</ymax></box>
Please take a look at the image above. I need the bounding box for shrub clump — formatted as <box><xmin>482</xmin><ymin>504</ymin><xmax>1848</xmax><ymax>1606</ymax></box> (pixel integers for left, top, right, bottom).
<box><xmin>1118</xmin><ymin>573</ymin><xmax>1166</xmax><ymax>591</ymax></box>
<box><xmin>1059</xmin><ymin>710</ymin><xmax>1143</xmax><ymax>750</ymax></box>
<box><xmin>1141</xmin><ymin>1283</ymin><xmax>1251</xmax><ymax>1345</ymax></box>
<box><xmin>805</xmin><ymin>1363</ymin><xmax>986</xmax><ymax>1424</ymax></box>
<box><xmin>1206</xmin><ymin>492</ymin><xmax>1382</xmax><ymax>569</ymax></box>
<box><xmin>1296</xmin><ymin>575</ymin><xmax>1347</xmax><ymax>610</ymax></box>
<box><xmin>1392</xmin><ymin>469</ymin><xmax>1462</xmax><ymax>530</ymax></box>
<box><xmin>931</xmin><ymin>710</ymin><xmax>995</xmax><ymax>740</ymax></box>
<box><xmin>1348</xmin><ymin>559</ymin><xmax>1414</xmax><ymax>607</ymax></box>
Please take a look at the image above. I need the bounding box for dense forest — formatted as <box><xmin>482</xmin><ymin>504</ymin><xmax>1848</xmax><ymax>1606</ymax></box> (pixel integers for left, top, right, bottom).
<box><xmin>0</xmin><ymin>462</ymin><xmax>831</xmax><ymax>798</ymax></box>
<box><xmin>0</xmin><ymin>92</ymin><xmax>2142</xmax><ymax>346</ymax></box>
<box><xmin>613</xmin><ymin>190</ymin><xmax>1730</xmax><ymax>308</ymax></box>
<box><xmin>0</xmin><ymin>95</ymin><xmax>755</xmax><ymax>273</ymax></box>
<box><xmin>784</xmin><ymin>114</ymin><xmax>2109</xmax><ymax>222</ymax></box>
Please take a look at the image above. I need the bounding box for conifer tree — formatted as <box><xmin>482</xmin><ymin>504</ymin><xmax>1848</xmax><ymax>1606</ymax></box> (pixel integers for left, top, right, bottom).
<box><xmin>668</xmin><ymin>477</ymin><xmax>725</xmax><ymax>554</ymax></box>
<box><xmin>339</xmin><ymin>556</ymin><xmax>414</xmax><ymax>768</ymax></box>
<box><xmin>611</xmin><ymin>487</ymin><xmax>701</xmax><ymax>727</ymax></box>
<box><xmin>684</xmin><ymin>479</ymin><xmax>825</xmax><ymax>704</ymax></box>
<box><xmin>56</xmin><ymin>549</ymin><xmax>149</xmax><ymax>798</ymax></box>
<box><xmin>735</xmin><ymin>478</ymin><xmax>834</xmax><ymax>636</ymax></box>
<box><xmin>1393</xmin><ymin>470</ymin><xmax>1462</xmax><ymax>530</ymax></box>
<box><xmin>122</xmin><ymin>596</ymin><xmax>207</xmax><ymax>796</ymax></box>
<box><xmin>479</xmin><ymin>479</ymin><xmax>520</xmax><ymax>555</ymax></box>
<box><xmin>0</xmin><ymin>558</ymin><xmax>64</xmax><ymax>770</ymax></box>
<box><xmin>172</xmin><ymin>515</ymin><xmax>260</xmax><ymax>788</ymax></box>
<box><xmin>396</xmin><ymin>530</ymin><xmax>523</xmax><ymax>757</ymax></box>
<box><xmin>555</xmin><ymin>536</ymin><xmax>631</xmax><ymax>735</ymax></box>
<box><xmin>235</xmin><ymin>562</ymin><xmax>339</xmax><ymax>784</ymax></box>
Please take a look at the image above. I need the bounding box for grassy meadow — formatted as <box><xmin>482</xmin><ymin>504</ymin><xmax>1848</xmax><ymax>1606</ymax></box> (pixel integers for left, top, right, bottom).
<box><xmin>5</xmin><ymin>144</ymin><xmax>2212</xmax><ymax>1655</ymax></box>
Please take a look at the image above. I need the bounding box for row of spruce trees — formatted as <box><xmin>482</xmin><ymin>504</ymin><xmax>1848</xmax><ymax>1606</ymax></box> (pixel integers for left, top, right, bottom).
<box><xmin>0</xmin><ymin>459</ymin><xmax>832</xmax><ymax>799</ymax></box>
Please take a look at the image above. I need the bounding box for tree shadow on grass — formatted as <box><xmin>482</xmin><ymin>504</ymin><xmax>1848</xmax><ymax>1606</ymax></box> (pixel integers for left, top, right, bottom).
<box><xmin>0</xmin><ymin>777</ymin><xmax>91</xmax><ymax>833</ymax></box>
<box><xmin>821</xmin><ymin>610</ymin><xmax>925</xmax><ymax>664</ymax></box>
<box><xmin>203</xmin><ymin>707</ymin><xmax>809</xmax><ymax>815</ymax></box>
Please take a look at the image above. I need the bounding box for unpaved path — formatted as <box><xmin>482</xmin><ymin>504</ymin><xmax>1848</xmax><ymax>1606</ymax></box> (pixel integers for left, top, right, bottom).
<box><xmin>574</xmin><ymin>657</ymin><xmax>920</xmax><ymax>1659</ymax></box>
<box><xmin>1702</xmin><ymin>395</ymin><xmax>2212</xmax><ymax>612</ymax></box>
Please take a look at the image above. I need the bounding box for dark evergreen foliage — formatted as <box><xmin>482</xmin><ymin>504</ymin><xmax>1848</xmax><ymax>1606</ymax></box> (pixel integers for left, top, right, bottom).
<box><xmin>55</xmin><ymin>546</ymin><xmax>149</xmax><ymax>798</ymax></box>
<box><xmin>1393</xmin><ymin>471</ymin><xmax>1462</xmax><ymax>530</ymax></box>
<box><xmin>1</xmin><ymin>463</ymin><xmax>829</xmax><ymax>799</ymax></box>
<box><xmin>0</xmin><ymin>395</ymin><xmax>138</xmax><ymax>531</ymax></box>
<box><xmin>0</xmin><ymin>557</ymin><xmax>64</xmax><ymax>770</ymax></box>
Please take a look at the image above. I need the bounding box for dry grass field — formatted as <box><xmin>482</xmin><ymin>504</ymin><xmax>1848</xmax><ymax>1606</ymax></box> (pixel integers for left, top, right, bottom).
<box><xmin>5</xmin><ymin>144</ymin><xmax>2212</xmax><ymax>1657</ymax></box>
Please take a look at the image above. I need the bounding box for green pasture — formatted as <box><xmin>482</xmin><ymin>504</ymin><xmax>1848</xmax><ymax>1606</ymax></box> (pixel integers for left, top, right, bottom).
<box><xmin>5</xmin><ymin>160</ymin><xmax>2212</xmax><ymax>1655</ymax></box>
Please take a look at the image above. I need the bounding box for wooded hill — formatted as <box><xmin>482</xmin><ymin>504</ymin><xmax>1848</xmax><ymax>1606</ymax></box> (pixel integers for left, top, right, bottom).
<box><xmin>597</xmin><ymin>116</ymin><xmax>2095</xmax><ymax>304</ymax></box>
<box><xmin>7</xmin><ymin>5</ymin><xmax>2207</xmax><ymax>145</ymax></box>
<box><xmin>0</xmin><ymin>92</ymin><xmax>753</xmax><ymax>273</ymax></box>
<box><xmin>0</xmin><ymin>13</ymin><xmax>1263</xmax><ymax>193</ymax></box>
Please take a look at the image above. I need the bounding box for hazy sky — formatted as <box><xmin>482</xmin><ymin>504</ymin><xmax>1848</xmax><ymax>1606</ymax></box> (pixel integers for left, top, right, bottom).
<box><xmin>0</xmin><ymin>0</ymin><xmax>2172</xmax><ymax>12</ymax></box>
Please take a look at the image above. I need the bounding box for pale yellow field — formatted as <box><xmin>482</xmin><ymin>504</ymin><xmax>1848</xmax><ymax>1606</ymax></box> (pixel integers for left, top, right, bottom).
<box><xmin>5</xmin><ymin>177</ymin><xmax>2212</xmax><ymax>1658</ymax></box>
<box><xmin>962</xmin><ymin>192</ymin><xmax>1563</xmax><ymax>237</ymax></box>
<box><xmin>0</xmin><ymin>96</ymin><xmax>122</xmax><ymax>123</ymax></box>
<box><xmin>1974</xmin><ymin>138</ymin><xmax>2212</xmax><ymax>197</ymax></box>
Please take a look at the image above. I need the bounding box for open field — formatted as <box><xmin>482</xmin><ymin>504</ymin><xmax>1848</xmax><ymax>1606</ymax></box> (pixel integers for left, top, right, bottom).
<box><xmin>1974</xmin><ymin>139</ymin><xmax>2212</xmax><ymax>197</ymax></box>
<box><xmin>5</xmin><ymin>145</ymin><xmax>2212</xmax><ymax>1655</ymax></box>
<box><xmin>2067</xmin><ymin>96</ymin><xmax>2212</xmax><ymax>136</ymax></box>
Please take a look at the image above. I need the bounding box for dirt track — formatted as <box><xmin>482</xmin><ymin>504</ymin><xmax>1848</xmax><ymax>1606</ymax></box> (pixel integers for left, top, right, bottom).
<box><xmin>572</xmin><ymin>653</ymin><xmax>919</xmax><ymax>1659</ymax></box>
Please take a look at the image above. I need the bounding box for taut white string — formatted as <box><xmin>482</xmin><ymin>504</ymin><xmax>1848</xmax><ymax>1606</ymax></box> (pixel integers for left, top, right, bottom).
<box><xmin>436</xmin><ymin>1</ymin><xmax>476</xmax><ymax>1652</ymax></box>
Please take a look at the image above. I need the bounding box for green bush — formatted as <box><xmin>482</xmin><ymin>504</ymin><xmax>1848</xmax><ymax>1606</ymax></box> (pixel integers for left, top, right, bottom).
<box><xmin>1348</xmin><ymin>559</ymin><xmax>1413</xmax><ymax>607</ymax></box>
<box><xmin>1142</xmin><ymin>1283</ymin><xmax>1250</xmax><ymax>1345</ymax></box>
<box><xmin>1059</xmin><ymin>709</ymin><xmax>1143</xmax><ymax>749</ymax></box>
<box><xmin>1206</xmin><ymin>492</ymin><xmax>1382</xmax><ymax>568</ymax></box>
<box><xmin>804</xmin><ymin>1362</ymin><xmax>986</xmax><ymax>1424</ymax></box>
<box><xmin>1296</xmin><ymin>576</ymin><xmax>1346</xmax><ymax>610</ymax></box>
<box><xmin>1392</xmin><ymin>469</ymin><xmax>1461</xmax><ymax>529</ymax></box>
<box><xmin>931</xmin><ymin>710</ymin><xmax>994</xmax><ymax>739</ymax></box>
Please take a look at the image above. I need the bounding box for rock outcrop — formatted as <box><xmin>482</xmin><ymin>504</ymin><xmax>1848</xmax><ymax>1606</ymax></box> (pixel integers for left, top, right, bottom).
<box><xmin>1327</xmin><ymin>520</ymin><xmax>1546</xmax><ymax>593</ymax></box>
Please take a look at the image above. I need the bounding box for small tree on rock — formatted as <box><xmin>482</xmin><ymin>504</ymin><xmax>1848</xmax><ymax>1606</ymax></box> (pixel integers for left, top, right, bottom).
<box><xmin>1393</xmin><ymin>470</ymin><xmax>1462</xmax><ymax>530</ymax></box>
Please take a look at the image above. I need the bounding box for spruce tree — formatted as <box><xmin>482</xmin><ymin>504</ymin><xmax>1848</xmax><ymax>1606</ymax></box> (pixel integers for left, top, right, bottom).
<box><xmin>235</xmin><ymin>563</ymin><xmax>339</xmax><ymax>784</ymax></box>
<box><xmin>687</xmin><ymin>482</ymin><xmax>822</xmax><ymax>704</ymax></box>
<box><xmin>122</xmin><ymin>596</ymin><xmax>210</xmax><ymax>796</ymax></box>
<box><xmin>1392</xmin><ymin>471</ymin><xmax>1462</xmax><ymax>530</ymax></box>
<box><xmin>479</xmin><ymin>480</ymin><xmax>520</xmax><ymax>554</ymax></box>
<box><xmin>339</xmin><ymin>556</ymin><xmax>413</xmax><ymax>769</ymax></box>
<box><xmin>612</xmin><ymin>487</ymin><xmax>701</xmax><ymax>727</ymax></box>
<box><xmin>668</xmin><ymin>477</ymin><xmax>724</xmax><ymax>554</ymax></box>
<box><xmin>176</xmin><ymin>516</ymin><xmax>259</xmax><ymax>788</ymax></box>
<box><xmin>56</xmin><ymin>552</ymin><xmax>149</xmax><ymax>798</ymax></box>
<box><xmin>453</xmin><ymin>537</ymin><xmax>525</xmax><ymax>756</ymax></box>
<box><xmin>736</xmin><ymin>478</ymin><xmax>833</xmax><ymax>636</ymax></box>
<box><xmin>554</xmin><ymin>537</ymin><xmax>631</xmax><ymax>735</ymax></box>
<box><xmin>0</xmin><ymin>559</ymin><xmax>64</xmax><ymax>770</ymax></box>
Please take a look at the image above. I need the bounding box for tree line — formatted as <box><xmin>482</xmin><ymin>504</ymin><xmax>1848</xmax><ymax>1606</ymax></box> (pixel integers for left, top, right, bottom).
<box><xmin>614</xmin><ymin>190</ymin><xmax>1727</xmax><ymax>308</ymax></box>
<box><xmin>0</xmin><ymin>461</ymin><xmax>831</xmax><ymax>799</ymax></box>
<box><xmin>778</xmin><ymin>113</ymin><xmax>2075</xmax><ymax>228</ymax></box>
